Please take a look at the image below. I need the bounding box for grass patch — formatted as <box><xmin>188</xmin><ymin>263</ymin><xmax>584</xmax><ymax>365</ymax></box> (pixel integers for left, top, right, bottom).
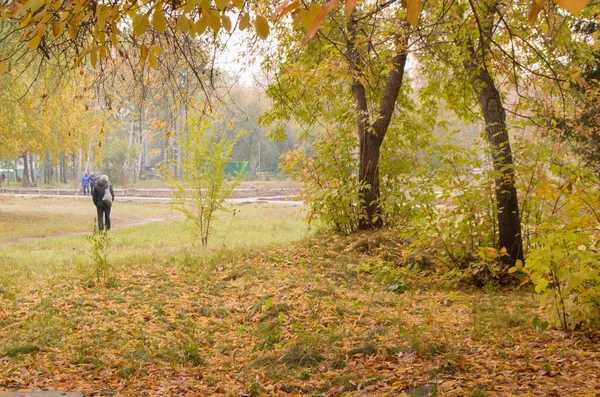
<box><xmin>347</xmin><ymin>344</ymin><xmax>378</xmax><ymax>357</ymax></box>
<box><xmin>4</xmin><ymin>344</ymin><xmax>40</xmax><ymax>357</ymax></box>
<box><xmin>280</xmin><ymin>344</ymin><xmax>325</xmax><ymax>368</ymax></box>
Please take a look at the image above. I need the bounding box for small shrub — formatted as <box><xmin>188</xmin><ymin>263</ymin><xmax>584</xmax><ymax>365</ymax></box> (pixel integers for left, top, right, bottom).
<box><xmin>83</xmin><ymin>220</ymin><xmax>114</xmax><ymax>284</ymax></box>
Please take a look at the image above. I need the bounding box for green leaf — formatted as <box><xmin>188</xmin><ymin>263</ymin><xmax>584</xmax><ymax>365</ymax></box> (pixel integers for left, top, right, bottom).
<box><xmin>262</xmin><ymin>296</ymin><xmax>273</xmax><ymax>312</ymax></box>
<box><xmin>534</xmin><ymin>278</ymin><xmax>549</xmax><ymax>293</ymax></box>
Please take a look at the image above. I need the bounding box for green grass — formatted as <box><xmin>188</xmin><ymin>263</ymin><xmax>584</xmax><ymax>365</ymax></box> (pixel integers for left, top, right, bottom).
<box><xmin>0</xmin><ymin>197</ymin><xmax>177</xmax><ymax>239</ymax></box>
<box><xmin>0</xmin><ymin>198</ymin><xmax>309</xmax><ymax>287</ymax></box>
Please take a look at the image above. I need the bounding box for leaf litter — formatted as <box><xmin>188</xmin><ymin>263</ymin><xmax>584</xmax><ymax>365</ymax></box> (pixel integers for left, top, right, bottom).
<box><xmin>1</xmin><ymin>232</ymin><xmax>599</xmax><ymax>396</ymax></box>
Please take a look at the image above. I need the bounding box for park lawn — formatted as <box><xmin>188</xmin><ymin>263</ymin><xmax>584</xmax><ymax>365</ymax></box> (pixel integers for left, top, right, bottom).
<box><xmin>0</xmin><ymin>197</ymin><xmax>177</xmax><ymax>240</ymax></box>
<box><xmin>0</xmin><ymin>203</ymin><xmax>599</xmax><ymax>396</ymax></box>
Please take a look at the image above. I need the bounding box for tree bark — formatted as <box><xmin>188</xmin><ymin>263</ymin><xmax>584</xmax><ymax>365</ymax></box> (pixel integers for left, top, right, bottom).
<box><xmin>29</xmin><ymin>154</ymin><xmax>36</xmax><ymax>185</ymax></box>
<box><xmin>346</xmin><ymin>15</ymin><xmax>408</xmax><ymax>229</ymax></box>
<box><xmin>466</xmin><ymin>56</ymin><xmax>524</xmax><ymax>271</ymax></box>
<box><xmin>21</xmin><ymin>152</ymin><xmax>30</xmax><ymax>187</ymax></box>
<box><xmin>60</xmin><ymin>152</ymin><xmax>67</xmax><ymax>183</ymax></box>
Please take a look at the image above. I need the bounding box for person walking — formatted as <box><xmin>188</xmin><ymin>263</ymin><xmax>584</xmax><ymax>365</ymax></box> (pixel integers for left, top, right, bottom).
<box><xmin>89</xmin><ymin>171</ymin><xmax>97</xmax><ymax>189</ymax></box>
<box><xmin>92</xmin><ymin>175</ymin><xmax>114</xmax><ymax>231</ymax></box>
<box><xmin>81</xmin><ymin>172</ymin><xmax>90</xmax><ymax>196</ymax></box>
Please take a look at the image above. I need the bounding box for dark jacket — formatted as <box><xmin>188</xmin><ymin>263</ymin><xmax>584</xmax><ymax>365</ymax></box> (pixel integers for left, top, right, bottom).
<box><xmin>89</xmin><ymin>175</ymin><xmax>97</xmax><ymax>187</ymax></box>
<box><xmin>92</xmin><ymin>179</ymin><xmax>114</xmax><ymax>207</ymax></box>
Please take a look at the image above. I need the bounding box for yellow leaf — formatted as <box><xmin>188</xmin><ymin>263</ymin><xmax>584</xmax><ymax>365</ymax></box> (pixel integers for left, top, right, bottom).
<box><xmin>183</xmin><ymin>0</ymin><xmax>195</xmax><ymax>12</ymax></box>
<box><xmin>405</xmin><ymin>0</ymin><xmax>421</xmax><ymax>26</ymax></box>
<box><xmin>0</xmin><ymin>61</ymin><xmax>5</xmax><ymax>74</ymax></box>
<box><xmin>232</xmin><ymin>0</ymin><xmax>243</xmax><ymax>9</ymax></box>
<box><xmin>215</xmin><ymin>0</ymin><xmax>228</xmax><ymax>9</ymax></box>
<box><xmin>152</xmin><ymin>7</ymin><xmax>167</xmax><ymax>32</ymax></box>
<box><xmin>90</xmin><ymin>46</ymin><xmax>98</xmax><ymax>67</ymax></box>
<box><xmin>149</xmin><ymin>50</ymin><xmax>158</xmax><ymax>68</ymax></box>
<box><xmin>96</xmin><ymin>4</ymin><xmax>108</xmax><ymax>31</ymax></box>
<box><xmin>140</xmin><ymin>44</ymin><xmax>149</xmax><ymax>61</ymax></box>
<box><xmin>28</xmin><ymin>33</ymin><xmax>42</xmax><ymax>49</ymax></box>
<box><xmin>298</xmin><ymin>9</ymin><xmax>311</xmax><ymax>30</ymax></box>
<box><xmin>35</xmin><ymin>22</ymin><xmax>47</xmax><ymax>35</ymax></box>
<box><xmin>52</xmin><ymin>20</ymin><xmax>61</xmax><ymax>35</ymax></box>
<box><xmin>68</xmin><ymin>19</ymin><xmax>78</xmax><ymax>40</ymax></box>
<box><xmin>221</xmin><ymin>14</ymin><xmax>231</xmax><ymax>32</ymax></box>
<box><xmin>151</xmin><ymin>44</ymin><xmax>163</xmax><ymax>55</ymax></box>
<box><xmin>25</xmin><ymin>0</ymin><xmax>45</xmax><ymax>14</ymax></box>
<box><xmin>99</xmin><ymin>46</ymin><xmax>107</xmax><ymax>58</ymax></box>
<box><xmin>111</xmin><ymin>28</ymin><xmax>118</xmax><ymax>47</ymax></box>
<box><xmin>208</xmin><ymin>9</ymin><xmax>221</xmax><ymax>32</ymax></box>
<box><xmin>344</xmin><ymin>0</ymin><xmax>358</xmax><ymax>18</ymax></box>
<box><xmin>255</xmin><ymin>14</ymin><xmax>269</xmax><ymax>39</ymax></box>
<box><xmin>554</xmin><ymin>0</ymin><xmax>589</xmax><ymax>15</ymax></box>
<box><xmin>194</xmin><ymin>14</ymin><xmax>208</xmax><ymax>34</ymax></box>
<box><xmin>199</xmin><ymin>0</ymin><xmax>211</xmax><ymax>9</ymax></box>
<box><xmin>238</xmin><ymin>12</ymin><xmax>249</xmax><ymax>30</ymax></box>
<box><xmin>176</xmin><ymin>15</ymin><xmax>191</xmax><ymax>33</ymax></box>
<box><xmin>133</xmin><ymin>13</ymin><xmax>149</xmax><ymax>36</ymax></box>
<box><xmin>19</xmin><ymin>11</ymin><xmax>32</xmax><ymax>27</ymax></box>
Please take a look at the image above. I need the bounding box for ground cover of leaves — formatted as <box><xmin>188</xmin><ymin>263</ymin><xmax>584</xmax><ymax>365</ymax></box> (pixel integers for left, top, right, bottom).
<box><xmin>1</xmin><ymin>232</ymin><xmax>599</xmax><ymax>396</ymax></box>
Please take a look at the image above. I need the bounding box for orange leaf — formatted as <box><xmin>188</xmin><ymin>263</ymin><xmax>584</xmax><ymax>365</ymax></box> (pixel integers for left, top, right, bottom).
<box><xmin>554</xmin><ymin>0</ymin><xmax>589</xmax><ymax>15</ymax></box>
<box><xmin>305</xmin><ymin>0</ymin><xmax>338</xmax><ymax>40</ymax></box>
<box><xmin>344</xmin><ymin>0</ymin><xmax>358</xmax><ymax>18</ymax></box>
<box><xmin>528</xmin><ymin>0</ymin><xmax>543</xmax><ymax>26</ymax></box>
<box><xmin>405</xmin><ymin>0</ymin><xmax>421</xmax><ymax>26</ymax></box>
<box><xmin>272</xmin><ymin>0</ymin><xmax>299</xmax><ymax>19</ymax></box>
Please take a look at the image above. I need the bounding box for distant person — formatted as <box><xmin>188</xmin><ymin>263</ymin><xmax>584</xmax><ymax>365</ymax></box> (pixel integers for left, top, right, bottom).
<box><xmin>89</xmin><ymin>171</ymin><xmax>97</xmax><ymax>189</ymax></box>
<box><xmin>81</xmin><ymin>172</ymin><xmax>90</xmax><ymax>196</ymax></box>
<box><xmin>92</xmin><ymin>175</ymin><xmax>114</xmax><ymax>231</ymax></box>
<box><xmin>0</xmin><ymin>172</ymin><xmax>5</xmax><ymax>186</ymax></box>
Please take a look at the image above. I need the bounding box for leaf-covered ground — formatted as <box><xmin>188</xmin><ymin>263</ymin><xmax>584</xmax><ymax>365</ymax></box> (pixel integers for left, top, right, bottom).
<box><xmin>1</xmin><ymin>232</ymin><xmax>599</xmax><ymax>396</ymax></box>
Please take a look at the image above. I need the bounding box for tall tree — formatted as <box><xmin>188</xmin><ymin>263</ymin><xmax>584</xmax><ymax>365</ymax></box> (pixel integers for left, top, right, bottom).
<box><xmin>263</xmin><ymin>1</ymin><xmax>413</xmax><ymax>229</ymax></box>
<box><xmin>416</xmin><ymin>0</ymin><xmax>598</xmax><ymax>272</ymax></box>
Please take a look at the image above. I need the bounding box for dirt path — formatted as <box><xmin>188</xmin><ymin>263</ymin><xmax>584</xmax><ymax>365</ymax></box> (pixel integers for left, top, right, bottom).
<box><xmin>5</xmin><ymin>214</ymin><xmax>185</xmax><ymax>243</ymax></box>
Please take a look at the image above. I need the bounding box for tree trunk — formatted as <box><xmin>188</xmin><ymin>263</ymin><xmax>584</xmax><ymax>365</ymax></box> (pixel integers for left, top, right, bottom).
<box><xmin>29</xmin><ymin>153</ymin><xmax>36</xmax><ymax>186</ymax></box>
<box><xmin>60</xmin><ymin>152</ymin><xmax>67</xmax><ymax>183</ymax></box>
<box><xmin>71</xmin><ymin>153</ymin><xmax>76</xmax><ymax>186</ymax></box>
<box><xmin>468</xmin><ymin>60</ymin><xmax>524</xmax><ymax>271</ymax></box>
<box><xmin>346</xmin><ymin>15</ymin><xmax>408</xmax><ymax>229</ymax></box>
<box><xmin>21</xmin><ymin>152</ymin><xmax>30</xmax><ymax>187</ymax></box>
<box><xmin>358</xmin><ymin>126</ymin><xmax>383</xmax><ymax>227</ymax></box>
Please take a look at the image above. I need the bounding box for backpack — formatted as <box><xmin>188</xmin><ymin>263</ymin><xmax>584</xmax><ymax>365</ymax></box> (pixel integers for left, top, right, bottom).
<box><xmin>102</xmin><ymin>186</ymin><xmax>113</xmax><ymax>207</ymax></box>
